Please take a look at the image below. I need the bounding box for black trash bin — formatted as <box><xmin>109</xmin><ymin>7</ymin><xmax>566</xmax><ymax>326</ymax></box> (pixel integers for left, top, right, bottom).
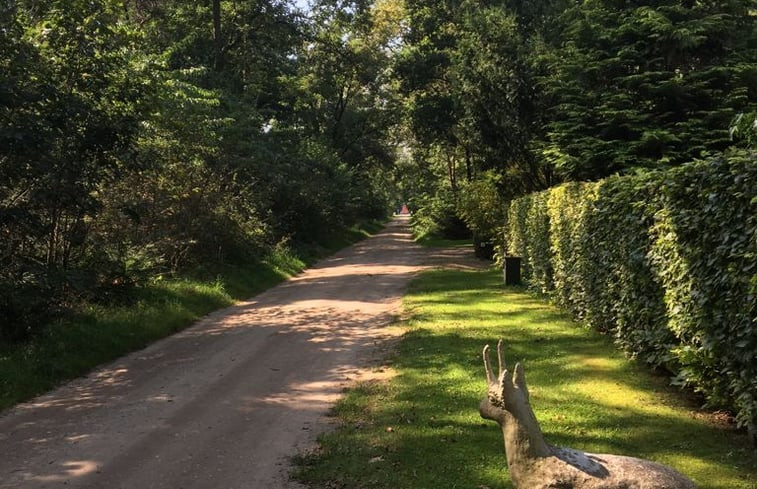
<box><xmin>504</xmin><ymin>256</ymin><xmax>521</xmax><ymax>285</ymax></box>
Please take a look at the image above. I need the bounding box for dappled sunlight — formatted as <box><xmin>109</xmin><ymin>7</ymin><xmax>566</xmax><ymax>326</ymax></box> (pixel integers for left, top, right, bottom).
<box><xmin>26</xmin><ymin>460</ymin><xmax>100</xmax><ymax>483</ymax></box>
<box><xmin>146</xmin><ymin>393</ymin><xmax>175</xmax><ymax>403</ymax></box>
<box><xmin>298</xmin><ymin>267</ymin><xmax>755</xmax><ymax>489</ymax></box>
<box><xmin>246</xmin><ymin>380</ymin><xmax>344</xmax><ymax>412</ymax></box>
<box><xmin>2</xmin><ymin>217</ymin><xmax>473</xmax><ymax>489</ymax></box>
<box><xmin>294</xmin><ymin>263</ymin><xmax>422</xmax><ymax>277</ymax></box>
<box><xmin>251</xmin><ymin>363</ymin><xmax>396</xmax><ymax>414</ymax></box>
<box><xmin>17</xmin><ymin>365</ymin><xmax>132</xmax><ymax>413</ymax></box>
<box><xmin>577</xmin><ymin>356</ymin><xmax>620</xmax><ymax>372</ymax></box>
<box><xmin>65</xmin><ymin>434</ymin><xmax>91</xmax><ymax>443</ymax></box>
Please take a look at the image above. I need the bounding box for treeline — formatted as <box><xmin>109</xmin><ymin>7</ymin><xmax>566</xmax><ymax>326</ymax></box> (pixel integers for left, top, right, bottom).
<box><xmin>394</xmin><ymin>0</ymin><xmax>755</xmax><ymax>237</ymax></box>
<box><xmin>505</xmin><ymin>150</ymin><xmax>756</xmax><ymax>442</ymax></box>
<box><xmin>0</xmin><ymin>0</ymin><xmax>402</xmax><ymax>341</ymax></box>
<box><xmin>391</xmin><ymin>0</ymin><xmax>756</xmax><ymax>438</ymax></box>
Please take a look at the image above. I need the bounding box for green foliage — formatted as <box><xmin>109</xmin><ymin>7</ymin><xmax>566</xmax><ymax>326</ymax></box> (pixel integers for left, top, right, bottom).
<box><xmin>1</xmin><ymin>0</ymin><xmax>148</xmax><ymax>339</ymax></box>
<box><xmin>505</xmin><ymin>195</ymin><xmax>530</xmax><ymax>275</ymax></box>
<box><xmin>545</xmin><ymin>183</ymin><xmax>597</xmax><ymax>318</ymax></box>
<box><xmin>396</xmin><ymin>0</ymin><xmax>755</xmax><ymax>261</ymax></box>
<box><xmin>456</xmin><ymin>172</ymin><xmax>507</xmax><ymax>239</ymax></box>
<box><xmin>580</xmin><ymin>175</ymin><xmax>672</xmax><ymax>368</ymax></box>
<box><xmin>453</xmin><ymin>2</ymin><xmax>549</xmax><ymax>188</ymax></box>
<box><xmin>0</xmin><ymin>0</ymin><xmax>397</xmax><ymax>342</ymax></box>
<box><xmin>295</xmin><ymin>268</ymin><xmax>757</xmax><ymax>489</ymax></box>
<box><xmin>648</xmin><ymin>152</ymin><xmax>757</xmax><ymax>434</ymax></box>
<box><xmin>730</xmin><ymin>111</ymin><xmax>757</xmax><ymax>149</ymax></box>
<box><xmin>541</xmin><ymin>0</ymin><xmax>756</xmax><ymax>179</ymax></box>
<box><xmin>504</xmin><ymin>150</ymin><xmax>757</xmax><ymax>436</ymax></box>
<box><xmin>456</xmin><ymin>173</ymin><xmax>507</xmax><ymax>258</ymax></box>
<box><xmin>396</xmin><ymin>0</ymin><xmax>554</xmax><ymax>201</ymax></box>
<box><xmin>505</xmin><ymin>191</ymin><xmax>551</xmax><ymax>294</ymax></box>
<box><xmin>259</xmin><ymin>138</ymin><xmax>353</xmax><ymax>244</ymax></box>
<box><xmin>396</xmin><ymin>0</ymin><xmax>756</xmax><ymax>199</ymax></box>
<box><xmin>410</xmin><ymin>188</ymin><xmax>470</xmax><ymax>241</ymax></box>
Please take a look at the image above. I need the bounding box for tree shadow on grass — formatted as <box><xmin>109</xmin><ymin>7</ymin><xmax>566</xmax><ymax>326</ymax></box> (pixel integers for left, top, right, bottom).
<box><xmin>297</xmin><ymin>270</ymin><xmax>756</xmax><ymax>489</ymax></box>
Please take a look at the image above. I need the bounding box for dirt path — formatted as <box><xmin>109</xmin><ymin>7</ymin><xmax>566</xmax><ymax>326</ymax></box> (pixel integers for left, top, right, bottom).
<box><xmin>0</xmin><ymin>217</ymin><xmax>484</xmax><ymax>489</ymax></box>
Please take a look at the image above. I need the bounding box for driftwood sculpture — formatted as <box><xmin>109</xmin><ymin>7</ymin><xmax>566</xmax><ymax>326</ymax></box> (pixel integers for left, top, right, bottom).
<box><xmin>480</xmin><ymin>341</ymin><xmax>697</xmax><ymax>489</ymax></box>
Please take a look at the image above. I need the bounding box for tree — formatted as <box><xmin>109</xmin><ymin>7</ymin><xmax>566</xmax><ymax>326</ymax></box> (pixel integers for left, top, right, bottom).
<box><xmin>453</xmin><ymin>2</ymin><xmax>553</xmax><ymax>194</ymax></box>
<box><xmin>541</xmin><ymin>0</ymin><xmax>757</xmax><ymax>180</ymax></box>
<box><xmin>1</xmin><ymin>0</ymin><xmax>148</xmax><ymax>338</ymax></box>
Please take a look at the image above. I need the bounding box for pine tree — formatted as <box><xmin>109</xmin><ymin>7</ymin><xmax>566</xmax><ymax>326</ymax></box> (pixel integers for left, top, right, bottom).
<box><xmin>542</xmin><ymin>0</ymin><xmax>756</xmax><ymax>180</ymax></box>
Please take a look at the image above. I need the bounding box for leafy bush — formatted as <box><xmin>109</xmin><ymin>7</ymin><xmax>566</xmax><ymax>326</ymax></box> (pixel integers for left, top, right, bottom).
<box><xmin>456</xmin><ymin>173</ymin><xmax>507</xmax><ymax>259</ymax></box>
<box><xmin>581</xmin><ymin>175</ymin><xmax>675</xmax><ymax>368</ymax></box>
<box><xmin>506</xmin><ymin>191</ymin><xmax>551</xmax><ymax>294</ymax></box>
<box><xmin>503</xmin><ymin>150</ymin><xmax>757</xmax><ymax>438</ymax></box>
<box><xmin>545</xmin><ymin>183</ymin><xmax>595</xmax><ymax>316</ymax></box>
<box><xmin>648</xmin><ymin>152</ymin><xmax>756</xmax><ymax>435</ymax></box>
<box><xmin>456</xmin><ymin>175</ymin><xmax>505</xmax><ymax>236</ymax></box>
<box><xmin>411</xmin><ymin>188</ymin><xmax>470</xmax><ymax>241</ymax></box>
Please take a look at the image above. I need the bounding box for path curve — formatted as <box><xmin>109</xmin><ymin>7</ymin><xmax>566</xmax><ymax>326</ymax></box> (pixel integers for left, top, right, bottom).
<box><xmin>0</xmin><ymin>217</ymin><xmax>480</xmax><ymax>489</ymax></box>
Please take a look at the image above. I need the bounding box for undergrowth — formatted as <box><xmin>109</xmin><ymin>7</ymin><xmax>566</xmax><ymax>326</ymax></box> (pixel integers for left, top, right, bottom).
<box><xmin>0</xmin><ymin>220</ymin><xmax>384</xmax><ymax>412</ymax></box>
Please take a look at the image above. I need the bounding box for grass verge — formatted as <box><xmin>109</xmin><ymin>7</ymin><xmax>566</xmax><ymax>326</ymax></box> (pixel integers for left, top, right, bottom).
<box><xmin>293</xmin><ymin>268</ymin><xmax>757</xmax><ymax>489</ymax></box>
<box><xmin>414</xmin><ymin>235</ymin><xmax>473</xmax><ymax>248</ymax></box>
<box><xmin>0</xmin><ymin>219</ymin><xmax>385</xmax><ymax>412</ymax></box>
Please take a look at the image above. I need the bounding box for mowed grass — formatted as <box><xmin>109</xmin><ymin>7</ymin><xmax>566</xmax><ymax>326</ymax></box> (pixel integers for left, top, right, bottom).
<box><xmin>294</xmin><ymin>269</ymin><xmax>757</xmax><ymax>489</ymax></box>
<box><xmin>0</xmin><ymin>220</ymin><xmax>384</xmax><ymax>412</ymax></box>
<box><xmin>414</xmin><ymin>235</ymin><xmax>472</xmax><ymax>248</ymax></box>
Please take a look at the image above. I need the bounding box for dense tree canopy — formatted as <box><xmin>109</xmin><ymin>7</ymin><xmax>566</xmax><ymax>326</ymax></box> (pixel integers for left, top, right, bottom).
<box><xmin>541</xmin><ymin>0</ymin><xmax>756</xmax><ymax>180</ymax></box>
<box><xmin>394</xmin><ymin>0</ymin><xmax>755</xmax><ymax>240</ymax></box>
<box><xmin>0</xmin><ymin>0</ymin><xmax>399</xmax><ymax>338</ymax></box>
<box><xmin>1</xmin><ymin>0</ymin><xmax>755</xmax><ymax>338</ymax></box>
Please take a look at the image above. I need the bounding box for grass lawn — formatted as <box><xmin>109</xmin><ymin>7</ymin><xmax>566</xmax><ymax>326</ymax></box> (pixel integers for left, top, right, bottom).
<box><xmin>294</xmin><ymin>268</ymin><xmax>757</xmax><ymax>489</ymax></box>
<box><xmin>0</xmin><ymin>220</ymin><xmax>385</xmax><ymax>412</ymax></box>
<box><xmin>415</xmin><ymin>235</ymin><xmax>472</xmax><ymax>248</ymax></box>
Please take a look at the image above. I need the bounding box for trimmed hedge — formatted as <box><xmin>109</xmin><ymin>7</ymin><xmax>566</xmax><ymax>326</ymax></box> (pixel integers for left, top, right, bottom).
<box><xmin>504</xmin><ymin>150</ymin><xmax>757</xmax><ymax>439</ymax></box>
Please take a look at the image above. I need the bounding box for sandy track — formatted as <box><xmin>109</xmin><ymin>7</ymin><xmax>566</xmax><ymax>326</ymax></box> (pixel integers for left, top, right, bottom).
<box><xmin>0</xmin><ymin>217</ymin><xmax>481</xmax><ymax>489</ymax></box>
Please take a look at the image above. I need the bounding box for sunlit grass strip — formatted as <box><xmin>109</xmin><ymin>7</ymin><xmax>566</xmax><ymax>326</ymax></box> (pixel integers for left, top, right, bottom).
<box><xmin>414</xmin><ymin>235</ymin><xmax>473</xmax><ymax>248</ymax></box>
<box><xmin>294</xmin><ymin>269</ymin><xmax>756</xmax><ymax>489</ymax></box>
<box><xmin>0</xmin><ymin>220</ymin><xmax>383</xmax><ymax>412</ymax></box>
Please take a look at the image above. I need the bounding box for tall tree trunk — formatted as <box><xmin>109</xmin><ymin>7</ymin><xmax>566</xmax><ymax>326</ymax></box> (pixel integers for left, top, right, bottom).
<box><xmin>464</xmin><ymin>145</ymin><xmax>473</xmax><ymax>182</ymax></box>
<box><xmin>213</xmin><ymin>0</ymin><xmax>224</xmax><ymax>71</ymax></box>
<box><xmin>446</xmin><ymin>148</ymin><xmax>457</xmax><ymax>191</ymax></box>
<box><xmin>47</xmin><ymin>208</ymin><xmax>61</xmax><ymax>268</ymax></box>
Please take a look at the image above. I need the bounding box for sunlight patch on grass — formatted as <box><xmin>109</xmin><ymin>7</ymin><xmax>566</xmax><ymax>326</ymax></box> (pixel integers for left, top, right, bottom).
<box><xmin>414</xmin><ymin>235</ymin><xmax>473</xmax><ymax>248</ymax></box>
<box><xmin>294</xmin><ymin>268</ymin><xmax>757</xmax><ymax>489</ymax></box>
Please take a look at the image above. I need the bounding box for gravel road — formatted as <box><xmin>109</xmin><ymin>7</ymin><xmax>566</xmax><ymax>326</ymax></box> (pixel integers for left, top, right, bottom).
<box><xmin>0</xmin><ymin>217</ymin><xmax>480</xmax><ymax>489</ymax></box>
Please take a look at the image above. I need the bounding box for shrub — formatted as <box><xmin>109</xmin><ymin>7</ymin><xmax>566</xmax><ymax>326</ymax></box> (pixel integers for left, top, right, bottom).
<box><xmin>505</xmin><ymin>192</ymin><xmax>551</xmax><ymax>294</ymax></box>
<box><xmin>505</xmin><ymin>194</ymin><xmax>530</xmax><ymax>274</ymax></box>
<box><xmin>411</xmin><ymin>188</ymin><xmax>470</xmax><ymax>240</ymax></box>
<box><xmin>457</xmin><ymin>173</ymin><xmax>507</xmax><ymax>232</ymax></box>
<box><xmin>581</xmin><ymin>174</ymin><xmax>674</xmax><ymax>368</ymax></box>
<box><xmin>648</xmin><ymin>152</ymin><xmax>756</xmax><ymax>434</ymax></box>
<box><xmin>502</xmin><ymin>150</ymin><xmax>757</xmax><ymax>438</ymax></box>
<box><xmin>456</xmin><ymin>175</ymin><xmax>508</xmax><ymax>259</ymax></box>
<box><xmin>545</xmin><ymin>182</ymin><xmax>596</xmax><ymax>317</ymax></box>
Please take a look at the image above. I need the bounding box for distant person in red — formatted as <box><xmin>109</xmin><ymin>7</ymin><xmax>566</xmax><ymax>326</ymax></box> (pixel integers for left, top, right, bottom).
<box><xmin>400</xmin><ymin>203</ymin><xmax>410</xmax><ymax>215</ymax></box>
